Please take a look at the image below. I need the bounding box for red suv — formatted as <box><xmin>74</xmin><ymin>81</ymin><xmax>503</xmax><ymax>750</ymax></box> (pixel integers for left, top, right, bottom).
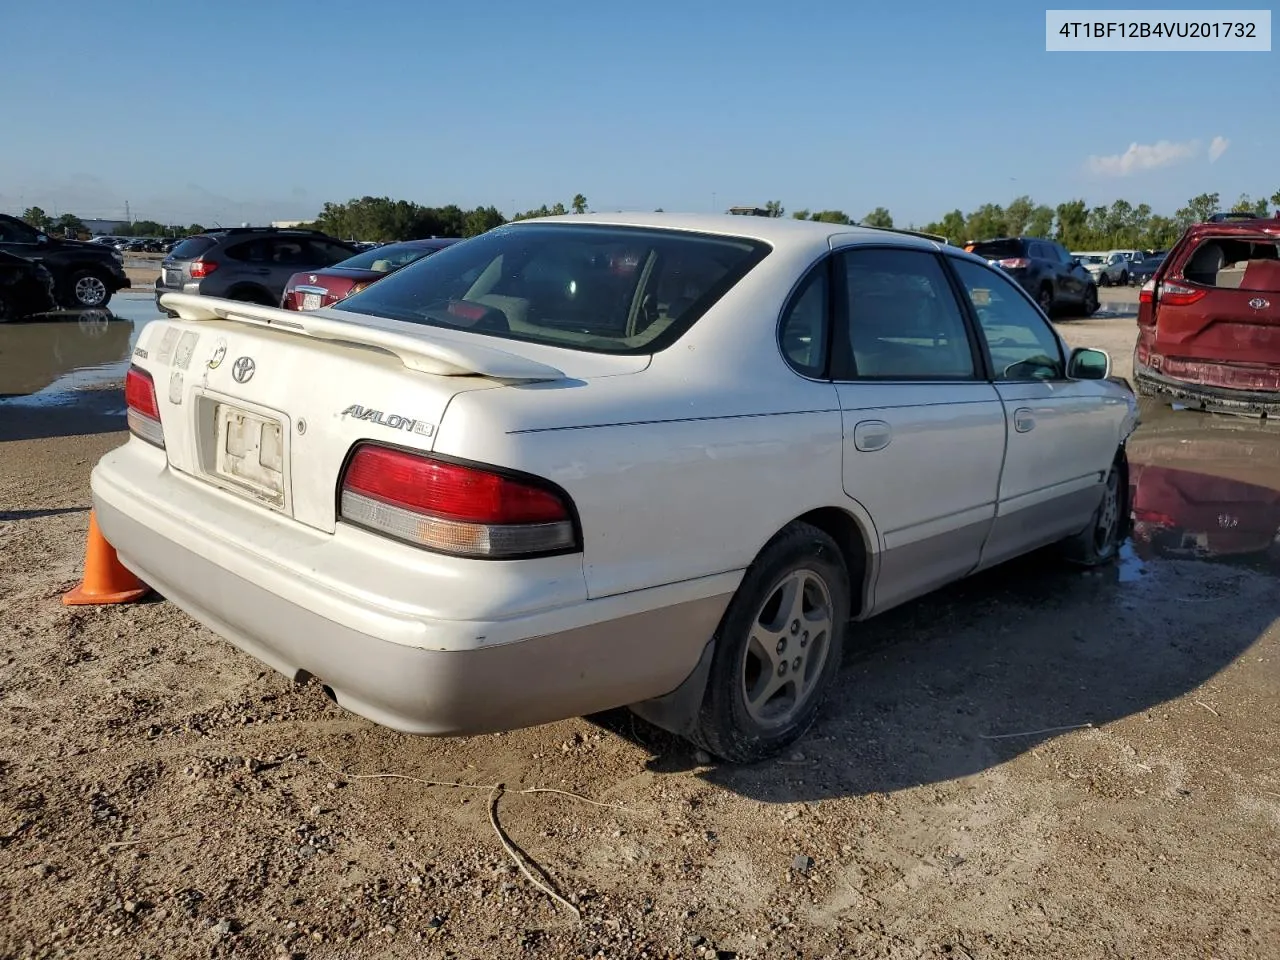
<box><xmin>1134</xmin><ymin>218</ymin><xmax>1280</xmax><ymax>415</ymax></box>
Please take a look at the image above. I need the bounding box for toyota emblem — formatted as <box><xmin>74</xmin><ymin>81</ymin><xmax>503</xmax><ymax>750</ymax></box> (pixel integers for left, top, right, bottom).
<box><xmin>231</xmin><ymin>356</ymin><xmax>256</xmax><ymax>383</ymax></box>
<box><xmin>1248</xmin><ymin>297</ymin><xmax>1270</xmax><ymax>310</ymax></box>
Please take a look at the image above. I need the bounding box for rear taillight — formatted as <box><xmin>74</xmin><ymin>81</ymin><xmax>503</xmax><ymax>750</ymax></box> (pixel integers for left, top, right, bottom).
<box><xmin>1139</xmin><ymin>280</ymin><xmax>1156</xmax><ymax>304</ymax></box>
<box><xmin>190</xmin><ymin>259</ymin><xmax>218</xmax><ymax>279</ymax></box>
<box><xmin>1155</xmin><ymin>282</ymin><xmax>1207</xmax><ymax>307</ymax></box>
<box><xmin>338</xmin><ymin>443</ymin><xmax>579</xmax><ymax>559</ymax></box>
<box><xmin>996</xmin><ymin>258</ymin><xmax>1031</xmax><ymax>269</ymax></box>
<box><xmin>124</xmin><ymin>365</ymin><xmax>164</xmax><ymax>448</ymax></box>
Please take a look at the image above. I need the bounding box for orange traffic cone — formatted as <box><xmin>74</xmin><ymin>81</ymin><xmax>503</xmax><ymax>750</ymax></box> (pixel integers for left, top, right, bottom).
<box><xmin>62</xmin><ymin>510</ymin><xmax>150</xmax><ymax>606</ymax></box>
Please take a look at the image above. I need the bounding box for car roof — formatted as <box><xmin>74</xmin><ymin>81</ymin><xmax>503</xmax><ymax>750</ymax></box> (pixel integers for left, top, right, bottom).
<box><xmin>1182</xmin><ymin>217</ymin><xmax>1280</xmax><ymax>240</ymax></box>
<box><xmin>508</xmin><ymin>211</ymin><xmax>950</xmax><ymax>251</ymax></box>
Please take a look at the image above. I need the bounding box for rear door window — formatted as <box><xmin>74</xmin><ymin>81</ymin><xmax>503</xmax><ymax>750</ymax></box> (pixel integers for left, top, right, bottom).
<box><xmin>225</xmin><ymin>239</ymin><xmax>269</xmax><ymax>263</ymax></box>
<box><xmin>269</xmin><ymin>239</ymin><xmax>308</xmax><ymax>266</ymax></box>
<box><xmin>306</xmin><ymin>239</ymin><xmax>358</xmax><ymax>265</ymax></box>
<box><xmin>836</xmin><ymin>248</ymin><xmax>977</xmax><ymax>380</ymax></box>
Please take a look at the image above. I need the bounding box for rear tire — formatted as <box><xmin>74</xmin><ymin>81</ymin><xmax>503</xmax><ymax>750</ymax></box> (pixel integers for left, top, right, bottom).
<box><xmin>690</xmin><ymin>522</ymin><xmax>849</xmax><ymax>763</ymax></box>
<box><xmin>1037</xmin><ymin>284</ymin><xmax>1054</xmax><ymax>317</ymax></box>
<box><xmin>1119</xmin><ymin>271</ymin><xmax>1129</xmax><ymax>287</ymax></box>
<box><xmin>1061</xmin><ymin>449</ymin><xmax>1129</xmax><ymax>566</ymax></box>
<box><xmin>1082</xmin><ymin>284</ymin><xmax>1099</xmax><ymax>316</ymax></box>
<box><xmin>0</xmin><ymin>291</ymin><xmax>12</xmax><ymax>322</ymax></box>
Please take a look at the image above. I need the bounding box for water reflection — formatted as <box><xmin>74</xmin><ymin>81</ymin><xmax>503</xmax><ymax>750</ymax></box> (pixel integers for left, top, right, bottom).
<box><xmin>0</xmin><ymin>310</ymin><xmax>137</xmax><ymax>400</ymax></box>
<box><xmin>1127</xmin><ymin>401</ymin><xmax>1280</xmax><ymax>572</ymax></box>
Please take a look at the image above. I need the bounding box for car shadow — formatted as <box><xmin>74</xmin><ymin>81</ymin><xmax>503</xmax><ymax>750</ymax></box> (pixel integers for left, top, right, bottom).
<box><xmin>600</xmin><ymin>541</ymin><xmax>1278</xmax><ymax>802</ymax></box>
<box><xmin>0</xmin><ymin>388</ymin><xmax>127</xmax><ymax>442</ymax></box>
<box><xmin>0</xmin><ymin>506</ymin><xmax>90</xmax><ymax>521</ymax></box>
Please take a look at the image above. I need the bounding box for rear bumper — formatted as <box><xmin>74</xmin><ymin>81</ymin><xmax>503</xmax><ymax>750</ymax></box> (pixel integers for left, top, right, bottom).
<box><xmin>1134</xmin><ymin>354</ymin><xmax>1280</xmax><ymax>415</ymax></box>
<box><xmin>90</xmin><ymin>443</ymin><xmax>733</xmax><ymax>735</ymax></box>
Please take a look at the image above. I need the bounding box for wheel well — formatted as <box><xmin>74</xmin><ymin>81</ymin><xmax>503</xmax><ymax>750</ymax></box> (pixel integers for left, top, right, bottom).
<box><xmin>793</xmin><ymin>506</ymin><xmax>870</xmax><ymax>617</ymax></box>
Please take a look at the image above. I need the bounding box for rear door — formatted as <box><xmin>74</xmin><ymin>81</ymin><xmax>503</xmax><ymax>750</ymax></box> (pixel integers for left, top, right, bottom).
<box><xmin>1051</xmin><ymin>242</ymin><xmax>1086</xmax><ymax>302</ymax></box>
<box><xmin>945</xmin><ymin>256</ymin><xmax>1124</xmax><ymax>568</ymax></box>
<box><xmin>830</xmin><ymin>245</ymin><xmax>1006</xmax><ymax>612</ymax></box>
<box><xmin>1156</xmin><ymin>234</ymin><xmax>1280</xmax><ymax>367</ymax></box>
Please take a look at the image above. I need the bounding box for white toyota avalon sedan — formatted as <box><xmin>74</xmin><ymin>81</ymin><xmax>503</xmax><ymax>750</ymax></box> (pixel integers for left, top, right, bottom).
<box><xmin>92</xmin><ymin>213</ymin><xmax>1138</xmax><ymax>761</ymax></box>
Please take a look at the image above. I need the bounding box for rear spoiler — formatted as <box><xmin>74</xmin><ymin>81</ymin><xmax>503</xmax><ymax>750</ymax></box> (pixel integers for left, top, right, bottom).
<box><xmin>158</xmin><ymin>292</ymin><xmax>566</xmax><ymax>382</ymax></box>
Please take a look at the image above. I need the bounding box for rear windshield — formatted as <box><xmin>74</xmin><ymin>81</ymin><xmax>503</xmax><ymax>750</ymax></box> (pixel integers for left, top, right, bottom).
<box><xmin>334</xmin><ymin>224</ymin><xmax>771</xmax><ymax>354</ymax></box>
<box><xmin>334</xmin><ymin>242</ymin><xmax>450</xmax><ymax>273</ymax></box>
<box><xmin>966</xmin><ymin>239</ymin><xmax>1024</xmax><ymax>260</ymax></box>
<box><xmin>168</xmin><ymin>236</ymin><xmax>217</xmax><ymax>259</ymax></box>
<box><xmin>1181</xmin><ymin>238</ymin><xmax>1280</xmax><ymax>291</ymax></box>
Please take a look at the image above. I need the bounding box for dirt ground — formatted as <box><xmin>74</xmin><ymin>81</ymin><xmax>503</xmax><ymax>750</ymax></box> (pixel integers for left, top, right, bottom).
<box><xmin>2</xmin><ymin>297</ymin><xmax>1279</xmax><ymax>960</ymax></box>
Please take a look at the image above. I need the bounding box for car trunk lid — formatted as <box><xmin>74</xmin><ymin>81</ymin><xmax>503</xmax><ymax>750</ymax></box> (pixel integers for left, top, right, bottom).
<box><xmin>136</xmin><ymin>292</ymin><xmax>644</xmax><ymax>535</ymax></box>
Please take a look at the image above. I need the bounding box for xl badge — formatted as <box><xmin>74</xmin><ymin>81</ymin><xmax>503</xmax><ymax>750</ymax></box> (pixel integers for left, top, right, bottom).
<box><xmin>340</xmin><ymin>404</ymin><xmax>434</xmax><ymax>437</ymax></box>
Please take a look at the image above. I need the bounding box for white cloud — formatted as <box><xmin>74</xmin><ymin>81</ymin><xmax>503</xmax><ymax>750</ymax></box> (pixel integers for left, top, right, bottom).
<box><xmin>1208</xmin><ymin>135</ymin><xmax>1230</xmax><ymax>163</ymax></box>
<box><xmin>1087</xmin><ymin>139</ymin><xmax>1200</xmax><ymax>177</ymax></box>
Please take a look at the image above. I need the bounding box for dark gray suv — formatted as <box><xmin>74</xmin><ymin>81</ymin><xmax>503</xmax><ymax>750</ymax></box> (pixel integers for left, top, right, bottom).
<box><xmin>155</xmin><ymin>228</ymin><xmax>358</xmax><ymax>315</ymax></box>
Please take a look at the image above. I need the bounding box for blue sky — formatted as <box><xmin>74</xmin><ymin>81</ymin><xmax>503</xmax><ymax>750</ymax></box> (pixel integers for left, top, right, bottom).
<box><xmin>0</xmin><ymin>1</ymin><xmax>1274</xmax><ymax>227</ymax></box>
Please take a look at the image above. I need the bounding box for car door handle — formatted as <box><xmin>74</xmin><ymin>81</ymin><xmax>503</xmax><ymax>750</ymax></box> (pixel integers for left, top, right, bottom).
<box><xmin>1013</xmin><ymin>407</ymin><xmax>1035</xmax><ymax>433</ymax></box>
<box><xmin>852</xmin><ymin>419</ymin><xmax>892</xmax><ymax>452</ymax></box>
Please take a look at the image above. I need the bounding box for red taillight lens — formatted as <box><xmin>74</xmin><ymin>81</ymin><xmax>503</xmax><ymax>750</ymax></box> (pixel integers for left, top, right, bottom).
<box><xmin>1156</xmin><ymin>282</ymin><xmax>1207</xmax><ymax>307</ymax></box>
<box><xmin>1139</xmin><ymin>280</ymin><xmax>1155</xmax><ymax>304</ymax></box>
<box><xmin>190</xmin><ymin>259</ymin><xmax>218</xmax><ymax>279</ymax></box>
<box><xmin>124</xmin><ymin>365</ymin><xmax>164</xmax><ymax>447</ymax></box>
<box><xmin>996</xmin><ymin>258</ymin><xmax>1031</xmax><ymax>269</ymax></box>
<box><xmin>338</xmin><ymin>444</ymin><xmax>578</xmax><ymax>558</ymax></box>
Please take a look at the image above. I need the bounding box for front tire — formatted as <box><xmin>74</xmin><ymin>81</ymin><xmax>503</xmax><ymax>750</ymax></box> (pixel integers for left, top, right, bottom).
<box><xmin>1082</xmin><ymin>284</ymin><xmax>1099</xmax><ymax>316</ymax></box>
<box><xmin>1061</xmin><ymin>450</ymin><xmax>1129</xmax><ymax>566</ymax></box>
<box><xmin>64</xmin><ymin>269</ymin><xmax>112</xmax><ymax>309</ymax></box>
<box><xmin>1118</xmin><ymin>271</ymin><xmax>1129</xmax><ymax>287</ymax></box>
<box><xmin>691</xmin><ymin>522</ymin><xmax>849</xmax><ymax>763</ymax></box>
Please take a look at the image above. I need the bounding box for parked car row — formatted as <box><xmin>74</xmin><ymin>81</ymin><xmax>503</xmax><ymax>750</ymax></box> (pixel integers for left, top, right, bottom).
<box><xmin>155</xmin><ymin>227</ymin><xmax>462</xmax><ymax>316</ymax></box>
<box><xmin>1070</xmin><ymin>248</ymin><xmax>1166</xmax><ymax>287</ymax></box>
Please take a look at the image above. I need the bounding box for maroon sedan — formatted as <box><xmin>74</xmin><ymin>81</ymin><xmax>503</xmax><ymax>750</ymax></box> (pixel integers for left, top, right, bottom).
<box><xmin>281</xmin><ymin>238</ymin><xmax>461</xmax><ymax>311</ymax></box>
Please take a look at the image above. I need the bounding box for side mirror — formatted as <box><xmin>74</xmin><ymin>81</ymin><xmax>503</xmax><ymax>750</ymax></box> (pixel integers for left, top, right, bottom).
<box><xmin>36</xmin><ymin>233</ymin><xmax>49</xmax><ymax>245</ymax></box>
<box><xmin>1068</xmin><ymin>347</ymin><xmax>1111</xmax><ymax>380</ymax></box>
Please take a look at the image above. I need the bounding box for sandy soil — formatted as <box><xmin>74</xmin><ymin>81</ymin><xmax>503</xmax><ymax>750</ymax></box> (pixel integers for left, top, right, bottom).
<box><xmin>2</xmin><ymin>302</ymin><xmax>1279</xmax><ymax>960</ymax></box>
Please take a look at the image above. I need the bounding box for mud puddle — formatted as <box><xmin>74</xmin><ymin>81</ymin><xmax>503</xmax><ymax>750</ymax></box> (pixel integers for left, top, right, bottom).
<box><xmin>1128</xmin><ymin>398</ymin><xmax>1280</xmax><ymax>574</ymax></box>
<box><xmin>0</xmin><ymin>294</ymin><xmax>161</xmax><ymax>404</ymax></box>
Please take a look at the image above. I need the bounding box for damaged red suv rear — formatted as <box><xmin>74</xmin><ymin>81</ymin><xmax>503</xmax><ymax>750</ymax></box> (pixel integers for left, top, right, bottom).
<box><xmin>1134</xmin><ymin>218</ymin><xmax>1280</xmax><ymax>416</ymax></box>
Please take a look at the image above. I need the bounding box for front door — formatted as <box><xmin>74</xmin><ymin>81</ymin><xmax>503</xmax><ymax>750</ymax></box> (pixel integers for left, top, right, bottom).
<box><xmin>830</xmin><ymin>245</ymin><xmax>1006</xmax><ymax>613</ymax></box>
<box><xmin>946</xmin><ymin>256</ymin><xmax>1124</xmax><ymax>568</ymax></box>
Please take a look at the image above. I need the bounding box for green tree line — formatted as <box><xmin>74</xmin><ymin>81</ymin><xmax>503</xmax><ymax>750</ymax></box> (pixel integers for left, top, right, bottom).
<box><xmin>23</xmin><ymin>186</ymin><xmax>1280</xmax><ymax>248</ymax></box>
<box><xmin>306</xmin><ymin>194</ymin><xmax>592</xmax><ymax>242</ymax></box>
<box><xmin>753</xmin><ymin>189</ymin><xmax>1280</xmax><ymax>251</ymax></box>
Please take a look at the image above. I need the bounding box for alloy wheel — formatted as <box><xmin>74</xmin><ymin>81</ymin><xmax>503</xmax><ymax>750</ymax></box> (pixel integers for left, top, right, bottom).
<box><xmin>739</xmin><ymin>568</ymin><xmax>833</xmax><ymax>729</ymax></box>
